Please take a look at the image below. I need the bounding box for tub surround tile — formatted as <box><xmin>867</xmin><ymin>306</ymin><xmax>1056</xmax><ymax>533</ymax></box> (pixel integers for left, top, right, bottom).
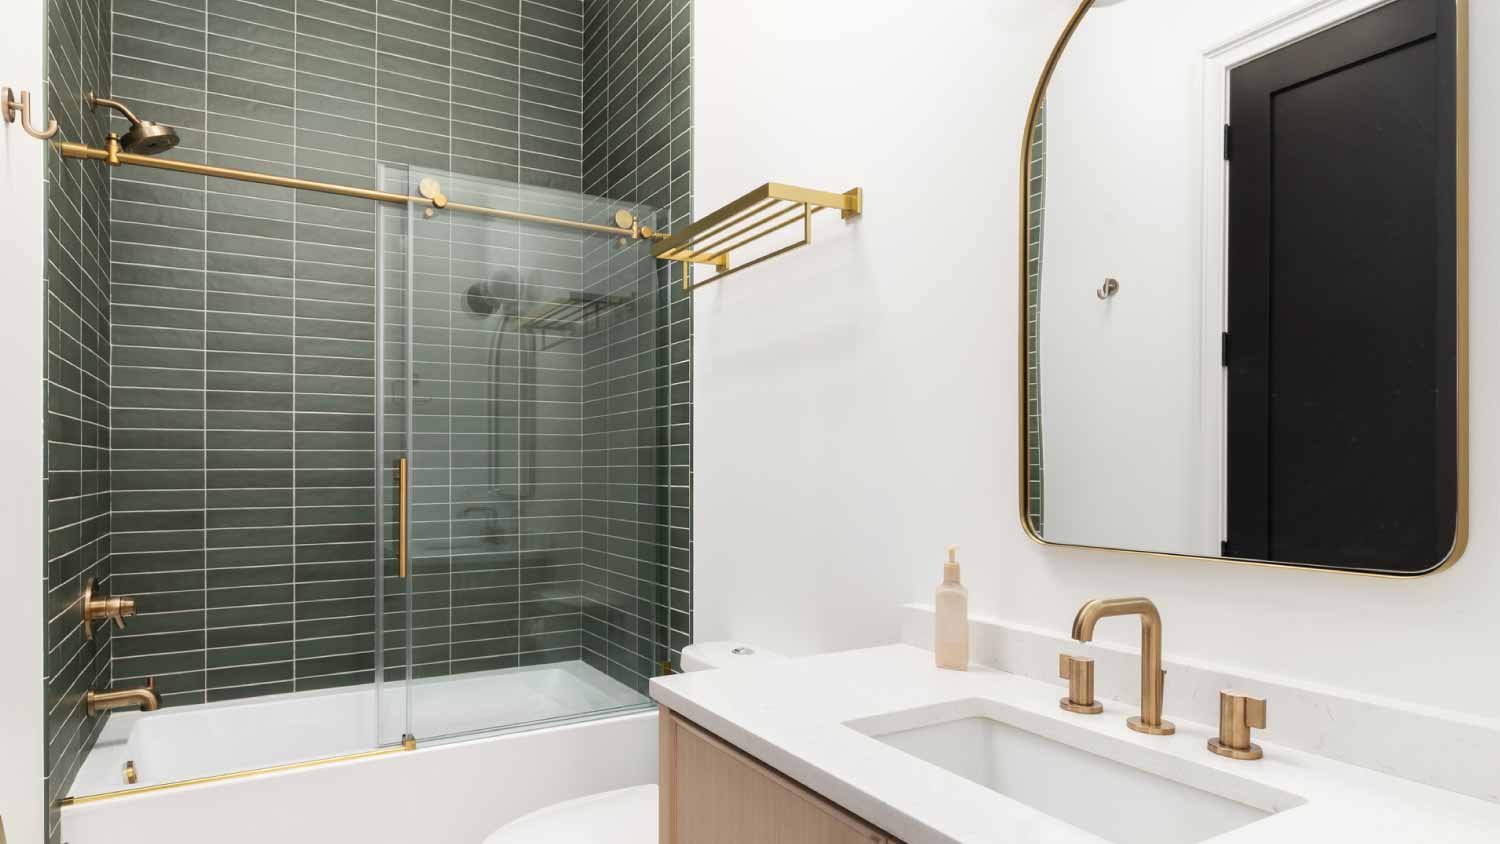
<box><xmin>578</xmin><ymin>0</ymin><xmax>692</xmax><ymax>686</ymax></box>
<box><xmin>44</xmin><ymin>0</ymin><xmax>114</xmax><ymax>832</ymax></box>
<box><xmin>102</xmin><ymin>0</ymin><xmax>692</xmax><ymax>716</ymax></box>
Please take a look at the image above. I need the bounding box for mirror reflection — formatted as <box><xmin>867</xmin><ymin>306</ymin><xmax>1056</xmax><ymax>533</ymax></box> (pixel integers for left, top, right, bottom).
<box><xmin>1024</xmin><ymin>0</ymin><xmax>1464</xmax><ymax>574</ymax></box>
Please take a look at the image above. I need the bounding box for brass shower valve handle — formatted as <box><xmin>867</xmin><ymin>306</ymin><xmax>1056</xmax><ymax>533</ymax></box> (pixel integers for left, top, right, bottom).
<box><xmin>1058</xmin><ymin>653</ymin><xmax>1103</xmax><ymax>714</ymax></box>
<box><xmin>1208</xmin><ymin>690</ymin><xmax>1267</xmax><ymax>760</ymax></box>
<box><xmin>82</xmin><ymin>577</ymin><xmax>138</xmax><ymax>641</ymax></box>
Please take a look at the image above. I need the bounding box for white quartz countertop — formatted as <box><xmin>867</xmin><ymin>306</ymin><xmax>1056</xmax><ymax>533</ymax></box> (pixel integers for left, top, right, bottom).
<box><xmin>649</xmin><ymin>645</ymin><xmax>1500</xmax><ymax>844</ymax></box>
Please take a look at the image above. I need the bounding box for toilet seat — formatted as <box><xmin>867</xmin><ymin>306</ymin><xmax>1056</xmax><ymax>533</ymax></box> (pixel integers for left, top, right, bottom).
<box><xmin>482</xmin><ymin>784</ymin><xmax>657</xmax><ymax>844</ymax></box>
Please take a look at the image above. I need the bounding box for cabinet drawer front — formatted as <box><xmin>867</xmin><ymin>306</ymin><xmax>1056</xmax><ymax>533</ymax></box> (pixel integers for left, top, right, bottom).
<box><xmin>660</xmin><ymin>708</ymin><xmax>891</xmax><ymax>844</ymax></box>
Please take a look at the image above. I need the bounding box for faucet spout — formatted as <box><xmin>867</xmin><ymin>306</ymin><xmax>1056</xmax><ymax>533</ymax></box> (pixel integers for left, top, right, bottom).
<box><xmin>1070</xmin><ymin>597</ymin><xmax>1174</xmax><ymax>736</ymax></box>
<box><xmin>85</xmin><ymin>677</ymin><xmax>161</xmax><ymax>716</ymax></box>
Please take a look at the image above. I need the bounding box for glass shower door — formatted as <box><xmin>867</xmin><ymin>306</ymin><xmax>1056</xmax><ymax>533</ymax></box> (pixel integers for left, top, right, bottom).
<box><xmin>377</xmin><ymin>166</ymin><xmax>671</xmax><ymax>744</ymax></box>
<box><xmin>375</xmin><ymin>166</ymin><xmax>412</xmax><ymax>748</ymax></box>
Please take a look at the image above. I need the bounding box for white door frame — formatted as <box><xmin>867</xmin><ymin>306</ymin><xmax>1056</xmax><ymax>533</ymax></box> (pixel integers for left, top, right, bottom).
<box><xmin>0</xmin><ymin>0</ymin><xmax>50</xmax><ymax>840</ymax></box>
<box><xmin>1197</xmin><ymin>0</ymin><xmax>1397</xmax><ymax>550</ymax></box>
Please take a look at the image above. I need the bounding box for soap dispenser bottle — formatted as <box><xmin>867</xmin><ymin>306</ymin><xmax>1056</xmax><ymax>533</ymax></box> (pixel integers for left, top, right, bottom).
<box><xmin>935</xmin><ymin>545</ymin><xmax>970</xmax><ymax>670</ymax></box>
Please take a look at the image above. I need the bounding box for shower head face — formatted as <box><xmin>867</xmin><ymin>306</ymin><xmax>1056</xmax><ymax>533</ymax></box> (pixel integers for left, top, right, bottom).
<box><xmin>120</xmin><ymin>121</ymin><xmax>180</xmax><ymax>156</ymax></box>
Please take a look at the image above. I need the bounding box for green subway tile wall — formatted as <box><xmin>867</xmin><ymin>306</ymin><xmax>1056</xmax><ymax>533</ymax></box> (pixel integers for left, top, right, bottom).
<box><xmin>1026</xmin><ymin>101</ymin><xmax>1045</xmax><ymax>535</ymax></box>
<box><xmin>44</xmin><ymin>0</ymin><xmax>115</xmax><ymax>830</ymax></box>
<box><xmin>100</xmin><ymin>0</ymin><xmax>691</xmax><ymax>708</ymax></box>
<box><xmin>579</xmin><ymin>0</ymin><xmax>691</xmax><ymax>682</ymax></box>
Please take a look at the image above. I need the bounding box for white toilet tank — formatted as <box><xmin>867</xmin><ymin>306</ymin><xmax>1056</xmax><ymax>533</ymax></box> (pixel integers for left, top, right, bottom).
<box><xmin>679</xmin><ymin>641</ymin><xmax>784</xmax><ymax>673</ymax></box>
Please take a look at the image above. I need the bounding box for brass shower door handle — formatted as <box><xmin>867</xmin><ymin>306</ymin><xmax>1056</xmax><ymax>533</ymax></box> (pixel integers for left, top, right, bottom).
<box><xmin>398</xmin><ymin>457</ymin><xmax>409</xmax><ymax>578</ymax></box>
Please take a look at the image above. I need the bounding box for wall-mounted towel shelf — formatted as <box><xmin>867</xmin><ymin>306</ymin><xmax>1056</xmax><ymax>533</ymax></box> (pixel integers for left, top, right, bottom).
<box><xmin>653</xmin><ymin>182</ymin><xmax>863</xmax><ymax>292</ymax></box>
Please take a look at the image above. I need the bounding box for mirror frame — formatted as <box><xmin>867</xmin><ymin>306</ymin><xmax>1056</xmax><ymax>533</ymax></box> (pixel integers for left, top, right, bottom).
<box><xmin>1016</xmin><ymin>0</ymin><xmax>1470</xmax><ymax>577</ymax></box>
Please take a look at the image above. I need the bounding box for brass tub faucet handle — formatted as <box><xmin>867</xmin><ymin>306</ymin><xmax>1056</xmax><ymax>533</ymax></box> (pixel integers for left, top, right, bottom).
<box><xmin>1058</xmin><ymin>654</ymin><xmax>1102</xmax><ymax>714</ymax></box>
<box><xmin>1208</xmin><ymin>690</ymin><xmax>1267</xmax><ymax>760</ymax></box>
<box><xmin>82</xmin><ymin>577</ymin><xmax>138</xmax><ymax>640</ymax></box>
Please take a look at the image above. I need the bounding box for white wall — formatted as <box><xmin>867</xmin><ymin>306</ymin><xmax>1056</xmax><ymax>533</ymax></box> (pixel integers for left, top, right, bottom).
<box><xmin>692</xmin><ymin>0</ymin><xmax>1500</xmax><ymax>720</ymax></box>
<box><xmin>0</xmin><ymin>0</ymin><xmax>51</xmax><ymax>840</ymax></box>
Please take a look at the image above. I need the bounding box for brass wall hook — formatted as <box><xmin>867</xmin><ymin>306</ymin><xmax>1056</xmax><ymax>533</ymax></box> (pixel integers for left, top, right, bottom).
<box><xmin>1</xmin><ymin>87</ymin><xmax>59</xmax><ymax>140</ymax></box>
<box><xmin>82</xmin><ymin>577</ymin><xmax>137</xmax><ymax>640</ymax></box>
<box><xmin>1097</xmin><ymin>278</ymin><xmax>1120</xmax><ymax>300</ymax></box>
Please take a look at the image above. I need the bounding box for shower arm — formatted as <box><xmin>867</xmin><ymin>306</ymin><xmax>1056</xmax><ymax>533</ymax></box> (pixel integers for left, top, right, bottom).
<box><xmin>86</xmin><ymin>93</ymin><xmax>144</xmax><ymax>126</ymax></box>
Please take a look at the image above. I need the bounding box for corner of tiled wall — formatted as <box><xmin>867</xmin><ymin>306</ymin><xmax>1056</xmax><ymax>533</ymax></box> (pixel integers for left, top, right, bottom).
<box><xmin>43</xmin><ymin>0</ymin><xmax>114</xmax><ymax>833</ymax></box>
<box><xmin>579</xmin><ymin>0</ymin><xmax>692</xmax><ymax>686</ymax></box>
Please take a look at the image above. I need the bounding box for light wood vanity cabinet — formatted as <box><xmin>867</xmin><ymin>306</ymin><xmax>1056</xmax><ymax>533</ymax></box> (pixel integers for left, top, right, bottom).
<box><xmin>658</xmin><ymin>707</ymin><xmax>903</xmax><ymax>844</ymax></box>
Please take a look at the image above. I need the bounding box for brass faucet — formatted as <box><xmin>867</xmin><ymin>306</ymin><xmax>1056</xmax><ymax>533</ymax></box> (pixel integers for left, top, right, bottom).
<box><xmin>82</xmin><ymin>577</ymin><xmax>137</xmax><ymax>641</ymax></box>
<box><xmin>1071</xmin><ymin>597</ymin><xmax>1175</xmax><ymax>735</ymax></box>
<box><xmin>85</xmin><ymin>677</ymin><xmax>161</xmax><ymax>716</ymax></box>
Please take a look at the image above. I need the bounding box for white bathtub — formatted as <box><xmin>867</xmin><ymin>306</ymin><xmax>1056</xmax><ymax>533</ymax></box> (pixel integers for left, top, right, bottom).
<box><xmin>62</xmin><ymin>661</ymin><xmax>657</xmax><ymax>844</ymax></box>
<box><xmin>71</xmin><ymin>660</ymin><xmax>647</xmax><ymax>794</ymax></box>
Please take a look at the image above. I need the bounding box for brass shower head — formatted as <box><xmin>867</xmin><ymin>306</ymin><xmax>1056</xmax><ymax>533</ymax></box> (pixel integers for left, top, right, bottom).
<box><xmin>87</xmin><ymin>92</ymin><xmax>180</xmax><ymax>156</ymax></box>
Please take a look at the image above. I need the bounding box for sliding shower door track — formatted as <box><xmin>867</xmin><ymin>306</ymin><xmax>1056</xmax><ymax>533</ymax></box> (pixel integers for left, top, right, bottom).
<box><xmin>56</xmin><ymin>738</ymin><xmax>417</xmax><ymax>807</ymax></box>
<box><xmin>53</xmin><ymin>141</ymin><xmax>668</xmax><ymax>242</ymax></box>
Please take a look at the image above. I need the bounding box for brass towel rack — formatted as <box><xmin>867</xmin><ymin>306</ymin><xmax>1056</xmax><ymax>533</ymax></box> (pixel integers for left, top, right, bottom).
<box><xmin>654</xmin><ymin>183</ymin><xmax>863</xmax><ymax>292</ymax></box>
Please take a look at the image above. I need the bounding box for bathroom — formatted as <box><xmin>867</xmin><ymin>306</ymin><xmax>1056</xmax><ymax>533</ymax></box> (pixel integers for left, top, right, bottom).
<box><xmin>0</xmin><ymin>0</ymin><xmax>1495</xmax><ymax>841</ymax></box>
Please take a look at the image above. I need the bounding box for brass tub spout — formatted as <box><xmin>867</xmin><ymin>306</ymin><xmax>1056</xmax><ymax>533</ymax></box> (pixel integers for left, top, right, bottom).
<box><xmin>86</xmin><ymin>677</ymin><xmax>161</xmax><ymax>716</ymax></box>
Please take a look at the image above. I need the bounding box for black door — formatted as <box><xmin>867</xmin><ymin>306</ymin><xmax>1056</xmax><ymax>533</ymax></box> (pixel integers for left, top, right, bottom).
<box><xmin>1225</xmin><ymin>0</ymin><xmax>1458</xmax><ymax>572</ymax></box>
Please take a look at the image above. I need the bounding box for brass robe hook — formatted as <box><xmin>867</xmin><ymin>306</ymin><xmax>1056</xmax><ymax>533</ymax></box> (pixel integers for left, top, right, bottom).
<box><xmin>1097</xmin><ymin>278</ymin><xmax>1120</xmax><ymax>300</ymax></box>
<box><xmin>1</xmin><ymin>87</ymin><xmax>59</xmax><ymax>140</ymax></box>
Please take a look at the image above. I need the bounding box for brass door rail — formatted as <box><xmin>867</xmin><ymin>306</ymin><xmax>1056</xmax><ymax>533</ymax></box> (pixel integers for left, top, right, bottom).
<box><xmin>53</xmin><ymin>140</ymin><xmax>663</xmax><ymax>242</ymax></box>
<box><xmin>654</xmin><ymin>182</ymin><xmax>863</xmax><ymax>291</ymax></box>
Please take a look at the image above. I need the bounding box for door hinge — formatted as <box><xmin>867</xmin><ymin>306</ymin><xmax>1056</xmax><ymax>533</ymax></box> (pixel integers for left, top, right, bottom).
<box><xmin>1221</xmin><ymin>331</ymin><xmax>1230</xmax><ymax>367</ymax></box>
<box><xmin>1223</xmin><ymin>124</ymin><xmax>1233</xmax><ymax>161</ymax></box>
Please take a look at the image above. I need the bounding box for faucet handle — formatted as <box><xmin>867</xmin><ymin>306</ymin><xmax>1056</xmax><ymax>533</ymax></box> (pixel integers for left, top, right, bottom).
<box><xmin>1208</xmin><ymin>690</ymin><xmax>1266</xmax><ymax>760</ymax></box>
<box><xmin>1058</xmin><ymin>654</ymin><xmax>1103</xmax><ymax>714</ymax></box>
<box><xmin>82</xmin><ymin>578</ymin><xmax>139</xmax><ymax>640</ymax></box>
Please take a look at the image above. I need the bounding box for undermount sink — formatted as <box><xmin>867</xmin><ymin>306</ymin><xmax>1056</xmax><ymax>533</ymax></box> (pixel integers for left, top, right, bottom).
<box><xmin>847</xmin><ymin>699</ymin><xmax>1303</xmax><ymax>844</ymax></box>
